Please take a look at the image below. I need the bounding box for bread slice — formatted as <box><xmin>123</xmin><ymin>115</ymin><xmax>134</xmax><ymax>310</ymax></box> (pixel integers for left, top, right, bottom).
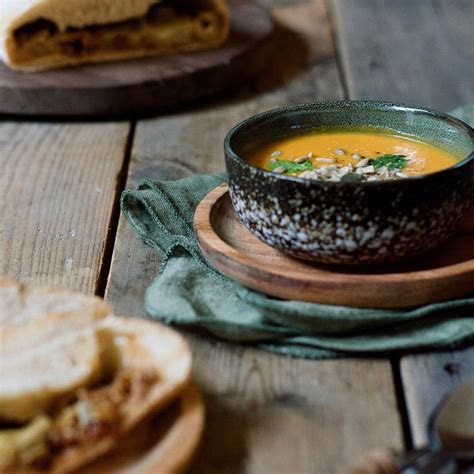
<box><xmin>0</xmin><ymin>0</ymin><xmax>230</xmax><ymax>72</ymax></box>
<box><xmin>0</xmin><ymin>326</ymin><xmax>103</xmax><ymax>423</ymax></box>
<box><xmin>49</xmin><ymin>316</ymin><xmax>192</xmax><ymax>473</ymax></box>
<box><xmin>0</xmin><ymin>278</ymin><xmax>192</xmax><ymax>471</ymax></box>
<box><xmin>0</xmin><ymin>276</ymin><xmax>111</xmax><ymax>329</ymax></box>
<box><xmin>0</xmin><ymin>278</ymin><xmax>111</xmax><ymax>422</ymax></box>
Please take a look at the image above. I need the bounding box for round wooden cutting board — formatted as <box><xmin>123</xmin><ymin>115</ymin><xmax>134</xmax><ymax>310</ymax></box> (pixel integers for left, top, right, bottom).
<box><xmin>0</xmin><ymin>2</ymin><xmax>273</xmax><ymax>116</ymax></box>
<box><xmin>83</xmin><ymin>384</ymin><xmax>205</xmax><ymax>473</ymax></box>
<box><xmin>194</xmin><ymin>184</ymin><xmax>474</xmax><ymax>309</ymax></box>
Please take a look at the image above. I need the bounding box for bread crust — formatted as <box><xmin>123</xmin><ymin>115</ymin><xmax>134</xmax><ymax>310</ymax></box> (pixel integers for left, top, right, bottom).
<box><xmin>0</xmin><ymin>279</ymin><xmax>111</xmax><ymax>422</ymax></box>
<box><xmin>50</xmin><ymin>316</ymin><xmax>192</xmax><ymax>473</ymax></box>
<box><xmin>0</xmin><ymin>278</ymin><xmax>192</xmax><ymax>472</ymax></box>
<box><xmin>1</xmin><ymin>0</ymin><xmax>161</xmax><ymax>34</ymax></box>
<box><xmin>0</xmin><ymin>276</ymin><xmax>111</xmax><ymax>328</ymax></box>
<box><xmin>0</xmin><ymin>0</ymin><xmax>230</xmax><ymax>72</ymax></box>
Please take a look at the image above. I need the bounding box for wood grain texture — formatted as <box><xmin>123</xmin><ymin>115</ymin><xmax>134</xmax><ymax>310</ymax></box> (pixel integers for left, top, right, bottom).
<box><xmin>330</xmin><ymin>0</ymin><xmax>474</xmax><ymax>111</ymax></box>
<box><xmin>400</xmin><ymin>347</ymin><xmax>474</xmax><ymax>447</ymax></box>
<box><xmin>0</xmin><ymin>122</ymin><xmax>130</xmax><ymax>293</ymax></box>
<box><xmin>106</xmin><ymin>1</ymin><xmax>403</xmax><ymax>472</ymax></box>
<box><xmin>0</xmin><ymin>2</ymin><xmax>273</xmax><ymax>116</ymax></box>
<box><xmin>195</xmin><ymin>185</ymin><xmax>474</xmax><ymax>308</ymax></box>
<box><xmin>190</xmin><ymin>345</ymin><xmax>399</xmax><ymax>474</ymax></box>
<box><xmin>330</xmin><ymin>0</ymin><xmax>474</xmax><ymax>450</ymax></box>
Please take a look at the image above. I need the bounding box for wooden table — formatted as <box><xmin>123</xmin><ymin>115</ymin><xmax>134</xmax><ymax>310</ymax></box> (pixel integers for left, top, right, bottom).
<box><xmin>1</xmin><ymin>1</ymin><xmax>472</xmax><ymax>472</ymax></box>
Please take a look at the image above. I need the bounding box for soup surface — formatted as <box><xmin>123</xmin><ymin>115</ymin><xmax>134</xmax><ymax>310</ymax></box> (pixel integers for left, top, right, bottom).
<box><xmin>249</xmin><ymin>129</ymin><xmax>458</xmax><ymax>182</ymax></box>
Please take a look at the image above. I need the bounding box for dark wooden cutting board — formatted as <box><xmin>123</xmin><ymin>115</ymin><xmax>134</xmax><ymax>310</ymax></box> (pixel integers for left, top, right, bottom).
<box><xmin>0</xmin><ymin>2</ymin><xmax>273</xmax><ymax>116</ymax></box>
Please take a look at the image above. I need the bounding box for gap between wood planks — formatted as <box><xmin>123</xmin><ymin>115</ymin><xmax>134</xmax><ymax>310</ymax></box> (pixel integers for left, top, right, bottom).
<box><xmin>95</xmin><ymin>120</ymin><xmax>136</xmax><ymax>298</ymax></box>
<box><xmin>390</xmin><ymin>358</ymin><xmax>414</xmax><ymax>450</ymax></box>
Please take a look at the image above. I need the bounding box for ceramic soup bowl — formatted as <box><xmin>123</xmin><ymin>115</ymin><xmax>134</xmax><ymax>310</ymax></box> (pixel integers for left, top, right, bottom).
<box><xmin>224</xmin><ymin>101</ymin><xmax>474</xmax><ymax>265</ymax></box>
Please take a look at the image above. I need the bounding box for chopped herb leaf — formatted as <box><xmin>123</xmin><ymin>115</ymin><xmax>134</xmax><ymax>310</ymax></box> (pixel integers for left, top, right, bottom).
<box><xmin>340</xmin><ymin>172</ymin><xmax>364</xmax><ymax>182</ymax></box>
<box><xmin>368</xmin><ymin>154</ymin><xmax>408</xmax><ymax>170</ymax></box>
<box><xmin>269</xmin><ymin>159</ymin><xmax>314</xmax><ymax>174</ymax></box>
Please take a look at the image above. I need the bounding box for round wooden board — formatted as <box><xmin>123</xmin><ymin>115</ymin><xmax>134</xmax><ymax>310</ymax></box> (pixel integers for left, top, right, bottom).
<box><xmin>0</xmin><ymin>2</ymin><xmax>273</xmax><ymax>116</ymax></box>
<box><xmin>82</xmin><ymin>384</ymin><xmax>205</xmax><ymax>474</ymax></box>
<box><xmin>194</xmin><ymin>184</ymin><xmax>474</xmax><ymax>309</ymax></box>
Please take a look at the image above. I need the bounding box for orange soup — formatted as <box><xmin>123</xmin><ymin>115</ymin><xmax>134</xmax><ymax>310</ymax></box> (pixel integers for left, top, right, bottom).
<box><xmin>249</xmin><ymin>129</ymin><xmax>458</xmax><ymax>182</ymax></box>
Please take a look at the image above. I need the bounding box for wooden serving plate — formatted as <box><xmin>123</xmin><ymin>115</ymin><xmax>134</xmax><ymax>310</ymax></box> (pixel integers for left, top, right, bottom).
<box><xmin>83</xmin><ymin>384</ymin><xmax>205</xmax><ymax>474</ymax></box>
<box><xmin>0</xmin><ymin>1</ymin><xmax>273</xmax><ymax>116</ymax></box>
<box><xmin>195</xmin><ymin>184</ymin><xmax>474</xmax><ymax>309</ymax></box>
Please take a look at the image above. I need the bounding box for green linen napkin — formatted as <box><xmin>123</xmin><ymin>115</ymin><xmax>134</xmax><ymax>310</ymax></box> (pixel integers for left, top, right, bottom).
<box><xmin>121</xmin><ymin>106</ymin><xmax>474</xmax><ymax>359</ymax></box>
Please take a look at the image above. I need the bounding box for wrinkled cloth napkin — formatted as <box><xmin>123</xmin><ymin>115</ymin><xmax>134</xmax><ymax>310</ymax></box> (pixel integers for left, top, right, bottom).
<box><xmin>121</xmin><ymin>106</ymin><xmax>474</xmax><ymax>359</ymax></box>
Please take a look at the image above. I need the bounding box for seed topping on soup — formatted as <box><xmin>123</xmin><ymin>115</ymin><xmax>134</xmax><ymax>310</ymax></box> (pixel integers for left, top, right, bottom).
<box><xmin>249</xmin><ymin>129</ymin><xmax>458</xmax><ymax>182</ymax></box>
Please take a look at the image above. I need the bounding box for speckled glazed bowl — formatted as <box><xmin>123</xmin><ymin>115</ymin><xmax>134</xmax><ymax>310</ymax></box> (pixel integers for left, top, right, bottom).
<box><xmin>224</xmin><ymin>101</ymin><xmax>474</xmax><ymax>265</ymax></box>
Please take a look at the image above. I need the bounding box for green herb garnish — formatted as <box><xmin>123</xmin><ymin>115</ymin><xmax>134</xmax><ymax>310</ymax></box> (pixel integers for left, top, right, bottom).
<box><xmin>269</xmin><ymin>159</ymin><xmax>314</xmax><ymax>174</ymax></box>
<box><xmin>340</xmin><ymin>172</ymin><xmax>364</xmax><ymax>182</ymax></box>
<box><xmin>368</xmin><ymin>154</ymin><xmax>408</xmax><ymax>170</ymax></box>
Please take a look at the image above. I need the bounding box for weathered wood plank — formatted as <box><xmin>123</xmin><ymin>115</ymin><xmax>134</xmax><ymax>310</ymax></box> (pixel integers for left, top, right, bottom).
<box><xmin>401</xmin><ymin>347</ymin><xmax>474</xmax><ymax>447</ymax></box>
<box><xmin>0</xmin><ymin>122</ymin><xmax>130</xmax><ymax>293</ymax></box>
<box><xmin>106</xmin><ymin>1</ymin><xmax>403</xmax><ymax>472</ymax></box>
<box><xmin>191</xmin><ymin>347</ymin><xmax>400</xmax><ymax>474</ymax></box>
<box><xmin>331</xmin><ymin>0</ymin><xmax>474</xmax><ymax>111</ymax></box>
<box><xmin>331</xmin><ymin>0</ymin><xmax>474</xmax><ymax>450</ymax></box>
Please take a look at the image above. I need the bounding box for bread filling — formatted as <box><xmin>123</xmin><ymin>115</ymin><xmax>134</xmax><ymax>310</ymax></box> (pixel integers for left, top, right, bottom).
<box><xmin>0</xmin><ymin>369</ymin><xmax>158</xmax><ymax>470</ymax></box>
<box><xmin>10</xmin><ymin>0</ymin><xmax>225</xmax><ymax>66</ymax></box>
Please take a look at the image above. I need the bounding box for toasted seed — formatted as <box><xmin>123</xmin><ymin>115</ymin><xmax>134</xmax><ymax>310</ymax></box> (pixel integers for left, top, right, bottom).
<box><xmin>270</xmin><ymin>157</ymin><xmax>278</xmax><ymax>163</ymax></box>
<box><xmin>295</xmin><ymin>155</ymin><xmax>309</xmax><ymax>163</ymax></box>
<box><xmin>316</xmin><ymin>157</ymin><xmax>334</xmax><ymax>163</ymax></box>
<box><xmin>355</xmin><ymin>158</ymin><xmax>369</xmax><ymax>168</ymax></box>
<box><xmin>335</xmin><ymin>148</ymin><xmax>345</xmax><ymax>155</ymax></box>
<box><xmin>320</xmin><ymin>164</ymin><xmax>338</xmax><ymax>171</ymax></box>
<box><xmin>271</xmin><ymin>151</ymin><xmax>282</xmax><ymax>157</ymax></box>
<box><xmin>318</xmin><ymin>166</ymin><xmax>338</xmax><ymax>177</ymax></box>
<box><xmin>300</xmin><ymin>171</ymin><xmax>318</xmax><ymax>180</ymax></box>
<box><xmin>338</xmin><ymin>166</ymin><xmax>351</xmax><ymax>177</ymax></box>
<box><xmin>273</xmin><ymin>166</ymin><xmax>285</xmax><ymax>174</ymax></box>
<box><xmin>352</xmin><ymin>153</ymin><xmax>362</xmax><ymax>160</ymax></box>
<box><xmin>396</xmin><ymin>172</ymin><xmax>408</xmax><ymax>178</ymax></box>
<box><xmin>307</xmin><ymin>152</ymin><xmax>314</xmax><ymax>158</ymax></box>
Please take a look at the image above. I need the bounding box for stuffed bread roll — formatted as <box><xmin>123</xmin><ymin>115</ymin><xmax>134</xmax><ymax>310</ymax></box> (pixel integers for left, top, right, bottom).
<box><xmin>0</xmin><ymin>0</ymin><xmax>230</xmax><ymax>72</ymax></box>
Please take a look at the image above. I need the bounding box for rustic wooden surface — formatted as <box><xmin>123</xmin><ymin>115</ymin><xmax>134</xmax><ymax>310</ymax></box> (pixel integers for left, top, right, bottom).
<box><xmin>332</xmin><ymin>0</ymin><xmax>474</xmax><ymax>453</ymax></box>
<box><xmin>195</xmin><ymin>184</ymin><xmax>474</xmax><ymax>308</ymax></box>
<box><xmin>331</xmin><ymin>0</ymin><xmax>474</xmax><ymax>110</ymax></box>
<box><xmin>0</xmin><ymin>122</ymin><xmax>130</xmax><ymax>292</ymax></box>
<box><xmin>401</xmin><ymin>347</ymin><xmax>474</xmax><ymax>447</ymax></box>
<box><xmin>0</xmin><ymin>2</ymin><xmax>273</xmax><ymax>116</ymax></box>
<box><xmin>0</xmin><ymin>0</ymin><xmax>472</xmax><ymax>472</ymax></box>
